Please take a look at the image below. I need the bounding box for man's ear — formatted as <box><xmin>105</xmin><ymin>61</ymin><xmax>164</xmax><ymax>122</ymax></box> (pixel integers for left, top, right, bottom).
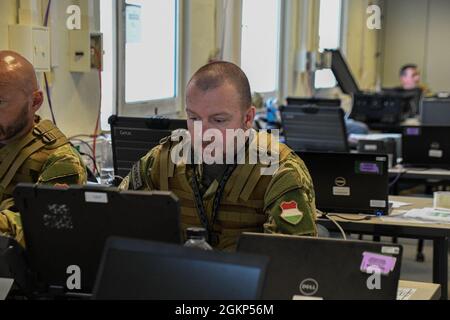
<box><xmin>32</xmin><ymin>90</ymin><xmax>44</xmax><ymax>112</ymax></box>
<box><xmin>245</xmin><ymin>106</ymin><xmax>257</xmax><ymax>130</ymax></box>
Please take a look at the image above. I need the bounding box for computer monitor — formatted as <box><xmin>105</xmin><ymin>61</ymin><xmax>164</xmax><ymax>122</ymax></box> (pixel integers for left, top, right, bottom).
<box><xmin>326</xmin><ymin>49</ymin><xmax>360</xmax><ymax>95</ymax></box>
<box><xmin>421</xmin><ymin>98</ymin><xmax>450</xmax><ymax>126</ymax></box>
<box><xmin>109</xmin><ymin>116</ymin><xmax>187</xmax><ymax>178</ymax></box>
<box><xmin>13</xmin><ymin>184</ymin><xmax>181</xmax><ymax>295</ymax></box>
<box><xmin>351</xmin><ymin>92</ymin><xmax>413</xmax><ymax>129</ymax></box>
<box><xmin>382</xmin><ymin>87</ymin><xmax>423</xmax><ymax>116</ymax></box>
<box><xmin>237</xmin><ymin>233</ymin><xmax>403</xmax><ymax>300</ymax></box>
<box><xmin>93</xmin><ymin>237</ymin><xmax>268</xmax><ymax>300</ymax></box>
<box><xmin>280</xmin><ymin>106</ymin><xmax>349</xmax><ymax>153</ymax></box>
<box><xmin>402</xmin><ymin>126</ymin><xmax>450</xmax><ymax>169</ymax></box>
<box><xmin>286</xmin><ymin>97</ymin><xmax>341</xmax><ymax>108</ymax></box>
<box><xmin>298</xmin><ymin>152</ymin><xmax>390</xmax><ymax>215</ymax></box>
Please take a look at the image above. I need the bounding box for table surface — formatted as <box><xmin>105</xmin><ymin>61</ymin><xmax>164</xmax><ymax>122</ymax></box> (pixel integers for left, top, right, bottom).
<box><xmin>398</xmin><ymin>280</ymin><xmax>441</xmax><ymax>300</ymax></box>
<box><xmin>325</xmin><ymin>196</ymin><xmax>450</xmax><ymax>232</ymax></box>
<box><xmin>390</xmin><ymin>166</ymin><xmax>450</xmax><ymax>177</ymax></box>
<box><xmin>0</xmin><ymin>278</ymin><xmax>441</xmax><ymax>301</ymax></box>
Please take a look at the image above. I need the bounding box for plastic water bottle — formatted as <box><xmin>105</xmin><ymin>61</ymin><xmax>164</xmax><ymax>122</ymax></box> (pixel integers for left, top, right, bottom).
<box><xmin>266</xmin><ymin>98</ymin><xmax>278</xmax><ymax>124</ymax></box>
<box><xmin>184</xmin><ymin>228</ymin><xmax>213</xmax><ymax>251</ymax></box>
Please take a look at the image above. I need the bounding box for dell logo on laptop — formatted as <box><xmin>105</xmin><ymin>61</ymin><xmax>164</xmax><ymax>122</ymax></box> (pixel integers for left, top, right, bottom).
<box><xmin>334</xmin><ymin>177</ymin><xmax>347</xmax><ymax>187</ymax></box>
<box><xmin>299</xmin><ymin>278</ymin><xmax>319</xmax><ymax>296</ymax></box>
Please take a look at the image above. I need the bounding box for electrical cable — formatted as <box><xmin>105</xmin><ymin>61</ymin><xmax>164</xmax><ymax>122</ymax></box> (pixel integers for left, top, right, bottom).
<box><xmin>91</xmin><ymin>47</ymin><xmax>103</xmax><ymax>175</ymax></box>
<box><xmin>43</xmin><ymin>0</ymin><xmax>57</xmax><ymax>125</ymax></box>
<box><xmin>389</xmin><ymin>170</ymin><xmax>405</xmax><ymax>188</ymax></box>
<box><xmin>323</xmin><ymin>215</ymin><xmax>347</xmax><ymax>240</ymax></box>
<box><xmin>327</xmin><ymin>214</ymin><xmax>373</xmax><ymax>222</ymax></box>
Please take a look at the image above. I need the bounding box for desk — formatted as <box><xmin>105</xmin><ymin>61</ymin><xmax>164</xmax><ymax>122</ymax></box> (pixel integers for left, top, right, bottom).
<box><xmin>390</xmin><ymin>166</ymin><xmax>450</xmax><ymax>181</ymax></box>
<box><xmin>318</xmin><ymin>196</ymin><xmax>450</xmax><ymax>300</ymax></box>
<box><xmin>399</xmin><ymin>280</ymin><xmax>441</xmax><ymax>300</ymax></box>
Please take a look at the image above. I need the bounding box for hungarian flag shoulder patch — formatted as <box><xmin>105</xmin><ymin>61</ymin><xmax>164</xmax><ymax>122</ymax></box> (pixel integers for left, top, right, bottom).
<box><xmin>280</xmin><ymin>201</ymin><xmax>304</xmax><ymax>226</ymax></box>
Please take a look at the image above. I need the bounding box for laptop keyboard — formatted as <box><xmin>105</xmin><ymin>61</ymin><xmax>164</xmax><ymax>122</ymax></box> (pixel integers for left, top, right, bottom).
<box><xmin>397</xmin><ymin>287</ymin><xmax>417</xmax><ymax>300</ymax></box>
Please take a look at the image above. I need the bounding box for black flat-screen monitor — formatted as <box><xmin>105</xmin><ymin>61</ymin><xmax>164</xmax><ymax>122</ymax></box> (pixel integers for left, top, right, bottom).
<box><xmin>109</xmin><ymin>116</ymin><xmax>187</xmax><ymax>178</ymax></box>
<box><xmin>326</xmin><ymin>49</ymin><xmax>360</xmax><ymax>95</ymax></box>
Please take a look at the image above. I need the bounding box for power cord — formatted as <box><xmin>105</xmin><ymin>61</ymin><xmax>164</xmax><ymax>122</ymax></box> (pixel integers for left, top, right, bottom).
<box><xmin>326</xmin><ymin>214</ymin><xmax>373</xmax><ymax>222</ymax></box>
<box><xmin>321</xmin><ymin>214</ymin><xmax>347</xmax><ymax>241</ymax></box>
<box><xmin>43</xmin><ymin>0</ymin><xmax>57</xmax><ymax>125</ymax></box>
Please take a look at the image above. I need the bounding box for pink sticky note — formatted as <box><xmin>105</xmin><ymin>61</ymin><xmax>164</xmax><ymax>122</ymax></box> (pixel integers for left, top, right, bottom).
<box><xmin>360</xmin><ymin>252</ymin><xmax>397</xmax><ymax>275</ymax></box>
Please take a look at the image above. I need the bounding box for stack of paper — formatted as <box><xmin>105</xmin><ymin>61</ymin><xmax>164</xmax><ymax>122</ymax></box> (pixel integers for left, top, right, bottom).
<box><xmin>403</xmin><ymin>208</ymin><xmax>450</xmax><ymax>224</ymax></box>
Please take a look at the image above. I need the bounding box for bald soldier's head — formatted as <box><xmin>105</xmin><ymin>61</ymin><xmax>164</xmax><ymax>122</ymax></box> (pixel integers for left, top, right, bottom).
<box><xmin>0</xmin><ymin>50</ymin><xmax>44</xmax><ymax>144</ymax></box>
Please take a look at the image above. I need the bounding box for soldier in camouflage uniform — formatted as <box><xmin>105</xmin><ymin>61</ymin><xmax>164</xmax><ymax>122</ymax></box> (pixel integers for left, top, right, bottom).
<box><xmin>120</xmin><ymin>62</ymin><xmax>317</xmax><ymax>250</ymax></box>
<box><xmin>0</xmin><ymin>51</ymin><xmax>87</xmax><ymax>246</ymax></box>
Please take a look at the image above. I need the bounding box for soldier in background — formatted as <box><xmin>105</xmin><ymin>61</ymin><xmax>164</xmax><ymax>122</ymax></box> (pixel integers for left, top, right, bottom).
<box><xmin>0</xmin><ymin>51</ymin><xmax>87</xmax><ymax>246</ymax></box>
<box><xmin>120</xmin><ymin>61</ymin><xmax>318</xmax><ymax>251</ymax></box>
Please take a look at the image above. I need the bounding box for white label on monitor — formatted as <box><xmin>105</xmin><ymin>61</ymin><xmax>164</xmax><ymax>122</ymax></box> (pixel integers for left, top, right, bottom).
<box><xmin>429</xmin><ymin>150</ymin><xmax>443</xmax><ymax>158</ymax></box>
<box><xmin>85</xmin><ymin>192</ymin><xmax>108</xmax><ymax>204</ymax></box>
<box><xmin>333</xmin><ymin>187</ymin><xmax>351</xmax><ymax>196</ymax></box>
<box><xmin>376</xmin><ymin>157</ymin><xmax>387</xmax><ymax>162</ymax></box>
<box><xmin>364</xmin><ymin>144</ymin><xmax>378</xmax><ymax>151</ymax></box>
<box><xmin>293</xmin><ymin>295</ymin><xmax>323</xmax><ymax>300</ymax></box>
<box><xmin>370</xmin><ymin>200</ymin><xmax>386</xmax><ymax>208</ymax></box>
<box><xmin>382</xmin><ymin>246</ymin><xmax>400</xmax><ymax>255</ymax></box>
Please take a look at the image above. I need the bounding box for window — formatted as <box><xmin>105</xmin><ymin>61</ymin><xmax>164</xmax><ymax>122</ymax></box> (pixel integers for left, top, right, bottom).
<box><xmin>315</xmin><ymin>0</ymin><xmax>342</xmax><ymax>89</ymax></box>
<box><xmin>118</xmin><ymin>0</ymin><xmax>180</xmax><ymax>114</ymax></box>
<box><xmin>241</xmin><ymin>0</ymin><xmax>281</xmax><ymax>94</ymax></box>
<box><xmin>100</xmin><ymin>0</ymin><xmax>115</xmax><ymax>130</ymax></box>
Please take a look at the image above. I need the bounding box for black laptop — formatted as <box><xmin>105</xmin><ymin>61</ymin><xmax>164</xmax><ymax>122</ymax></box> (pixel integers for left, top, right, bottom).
<box><xmin>402</xmin><ymin>126</ymin><xmax>450</xmax><ymax>169</ymax></box>
<box><xmin>237</xmin><ymin>233</ymin><xmax>403</xmax><ymax>300</ymax></box>
<box><xmin>299</xmin><ymin>152</ymin><xmax>390</xmax><ymax>215</ymax></box>
<box><xmin>93</xmin><ymin>237</ymin><xmax>268</xmax><ymax>300</ymax></box>
<box><xmin>280</xmin><ymin>105</ymin><xmax>349</xmax><ymax>153</ymax></box>
<box><xmin>13</xmin><ymin>184</ymin><xmax>181</xmax><ymax>295</ymax></box>
<box><xmin>109</xmin><ymin>116</ymin><xmax>187</xmax><ymax>178</ymax></box>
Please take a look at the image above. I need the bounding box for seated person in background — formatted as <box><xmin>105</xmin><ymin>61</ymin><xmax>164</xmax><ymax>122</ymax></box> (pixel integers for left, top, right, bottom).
<box><xmin>0</xmin><ymin>51</ymin><xmax>87</xmax><ymax>246</ymax></box>
<box><xmin>345</xmin><ymin>118</ymin><xmax>369</xmax><ymax>135</ymax></box>
<box><xmin>399</xmin><ymin>64</ymin><xmax>428</xmax><ymax>93</ymax></box>
<box><xmin>388</xmin><ymin>64</ymin><xmax>432</xmax><ymax>115</ymax></box>
<box><xmin>120</xmin><ymin>61</ymin><xmax>318</xmax><ymax>251</ymax></box>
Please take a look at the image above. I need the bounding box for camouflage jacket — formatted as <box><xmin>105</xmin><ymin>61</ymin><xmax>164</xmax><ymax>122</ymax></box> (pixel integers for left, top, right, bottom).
<box><xmin>0</xmin><ymin>118</ymin><xmax>87</xmax><ymax>246</ymax></box>
<box><xmin>120</xmin><ymin>131</ymin><xmax>318</xmax><ymax>250</ymax></box>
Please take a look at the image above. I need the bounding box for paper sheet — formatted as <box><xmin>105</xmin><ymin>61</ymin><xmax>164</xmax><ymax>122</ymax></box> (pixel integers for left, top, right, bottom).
<box><xmin>390</xmin><ymin>201</ymin><xmax>412</xmax><ymax>209</ymax></box>
<box><xmin>0</xmin><ymin>278</ymin><xmax>14</xmax><ymax>300</ymax></box>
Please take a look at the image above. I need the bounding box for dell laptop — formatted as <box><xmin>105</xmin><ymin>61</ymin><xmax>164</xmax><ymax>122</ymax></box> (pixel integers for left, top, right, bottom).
<box><xmin>237</xmin><ymin>233</ymin><xmax>403</xmax><ymax>300</ymax></box>
<box><xmin>298</xmin><ymin>152</ymin><xmax>390</xmax><ymax>215</ymax></box>
<box><xmin>402</xmin><ymin>126</ymin><xmax>450</xmax><ymax>169</ymax></box>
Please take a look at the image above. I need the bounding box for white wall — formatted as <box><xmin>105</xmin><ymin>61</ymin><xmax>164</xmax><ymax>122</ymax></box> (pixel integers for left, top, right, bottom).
<box><xmin>424</xmin><ymin>0</ymin><xmax>450</xmax><ymax>92</ymax></box>
<box><xmin>382</xmin><ymin>0</ymin><xmax>450</xmax><ymax>92</ymax></box>
<box><xmin>381</xmin><ymin>0</ymin><xmax>428</xmax><ymax>88</ymax></box>
<box><xmin>0</xmin><ymin>0</ymin><xmax>102</xmax><ymax>138</ymax></box>
<box><xmin>1</xmin><ymin>0</ymin><xmax>382</xmax><ymax>136</ymax></box>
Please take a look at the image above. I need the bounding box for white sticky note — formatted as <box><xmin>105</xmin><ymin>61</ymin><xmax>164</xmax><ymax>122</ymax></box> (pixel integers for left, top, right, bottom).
<box><xmin>370</xmin><ymin>200</ymin><xmax>386</xmax><ymax>208</ymax></box>
<box><xmin>382</xmin><ymin>246</ymin><xmax>400</xmax><ymax>255</ymax></box>
<box><xmin>85</xmin><ymin>192</ymin><xmax>108</xmax><ymax>204</ymax></box>
<box><xmin>333</xmin><ymin>187</ymin><xmax>350</xmax><ymax>196</ymax></box>
<box><xmin>429</xmin><ymin>150</ymin><xmax>443</xmax><ymax>158</ymax></box>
